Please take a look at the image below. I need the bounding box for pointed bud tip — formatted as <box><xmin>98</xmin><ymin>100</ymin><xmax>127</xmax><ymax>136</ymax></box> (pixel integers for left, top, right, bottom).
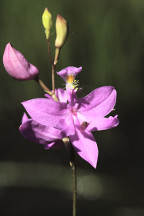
<box><xmin>57</xmin><ymin>14</ymin><xmax>66</xmax><ymax>21</ymax></box>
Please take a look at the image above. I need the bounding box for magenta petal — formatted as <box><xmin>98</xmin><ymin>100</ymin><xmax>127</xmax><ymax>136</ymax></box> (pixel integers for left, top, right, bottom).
<box><xmin>3</xmin><ymin>43</ymin><xmax>39</xmax><ymax>80</ymax></box>
<box><xmin>57</xmin><ymin>66</ymin><xmax>82</xmax><ymax>81</ymax></box>
<box><xmin>77</xmin><ymin>86</ymin><xmax>116</xmax><ymax>110</ymax></box>
<box><xmin>70</xmin><ymin>128</ymin><xmax>98</xmax><ymax>168</ymax></box>
<box><xmin>21</xmin><ymin>112</ymin><xmax>29</xmax><ymax>123</ymax></box>
<box><xmin>22</xmin><ymin>98</ymin><xmax>67</xmax><ymax>127</ymax></box>
<box><xmin>55</xmin><ymin>88</ymin><xmax>68</xmax><ymax>103</ymax></box>
<box><xmin>59</xmin><ymin>112</ymin><xmax>75</xmax><ymax>136</ymax></box>
<box><xmin>19</xmin><ymin>119</ymin><xmax>63</xmax><ymax>146</ymax></box>
<box><xmin>78</xmin><ymin>86</ymin><xmax>117</xmax><ymax>117</ymax></box>
<box><xmin>86</xmin><ymin>115</ymin><xmax>119</xmax><ymax>131</ymax></box>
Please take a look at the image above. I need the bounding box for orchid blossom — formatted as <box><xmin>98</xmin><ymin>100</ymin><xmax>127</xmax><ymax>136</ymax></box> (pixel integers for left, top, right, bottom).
<box><xmin>19</xmin><ymin>66</ymin><xmax>119</xmax><ymax>168</ymax></box>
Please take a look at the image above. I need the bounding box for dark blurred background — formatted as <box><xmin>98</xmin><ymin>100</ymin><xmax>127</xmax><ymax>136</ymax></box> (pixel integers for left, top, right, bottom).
<box><xmin>0</xmin><ymin>0</ymin><xmax>144</xmax><ymax>215</ymax></box>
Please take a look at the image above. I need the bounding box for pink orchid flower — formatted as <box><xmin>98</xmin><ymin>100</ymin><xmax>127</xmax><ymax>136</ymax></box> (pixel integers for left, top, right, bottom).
<box><xmin>3</xmin><ymin>43</ymin><xmax>39</xmax><ymax>80</ymax></box>
<box><xmin>19</xmin><ymin>67</ymin><xmax>119</xmax><ymax>168</ymax></box>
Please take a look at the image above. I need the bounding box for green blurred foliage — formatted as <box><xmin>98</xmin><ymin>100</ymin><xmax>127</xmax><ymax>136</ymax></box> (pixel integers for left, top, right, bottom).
<box><xmin>0</xmin><ymin>0</ymin><xmax>144</xmax><ymax>215</ymax></box>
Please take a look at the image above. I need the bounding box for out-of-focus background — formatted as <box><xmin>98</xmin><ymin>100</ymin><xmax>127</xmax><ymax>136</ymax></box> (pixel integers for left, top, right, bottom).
<box><xmin>0</xmin><ymin>0</ymin><xmax>144</xmax><ymax>215</ymax></box>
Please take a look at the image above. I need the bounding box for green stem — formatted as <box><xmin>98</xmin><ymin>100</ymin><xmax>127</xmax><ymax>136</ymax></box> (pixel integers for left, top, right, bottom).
<box><xmin>46</xmin><ymin>39</ymin><xmax>56</xmax><ymax>93</ymax></box>
<box><xmin>47</xmin><ymin>39</ymin><xmax>53</xmax><ymax>66</ymax></box>
<box><xmin>52</xmin><ymin>64</ymin><xmax>55</xmax><ymax>93</ymax></box>
<box><xmin>35</xmin><ymin>77</ymin><xmax>52</xmax><ymax>95</ymax></box>
<box><xmin>63</xmin><ymin>138</ymin><xmax>77</xmax><ymax>216</ymax></box>
<box><xmin>70</xmin><ymin>158</ymin><xmax>77</xmax><ymax>216</ymax></box>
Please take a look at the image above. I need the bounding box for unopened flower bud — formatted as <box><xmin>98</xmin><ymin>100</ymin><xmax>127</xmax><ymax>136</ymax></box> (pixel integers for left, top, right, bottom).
<box><xmin>55</xmin><ymin>14</ymin><xmax>68</xmax><ymax>48</ymax></box>
<box><xmin>3</xmin><ymin>43</ymin><xmax>39</xmax><ymax>80</ymax></box>
<box><xmin>42</xmin><ymin>8</ymin><xmax>52</xmax><ymax>40</ymax></box>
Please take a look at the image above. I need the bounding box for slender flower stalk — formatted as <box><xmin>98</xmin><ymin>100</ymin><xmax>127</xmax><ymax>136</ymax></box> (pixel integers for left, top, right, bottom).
<box><xmin>35</xmin><ymin>77</ymin><xmax>52</xmax><ymax>95</ymax></box>
<box><xmin>70</xmin><ymin>148</ymin><xmax>77</xmax><ymax>216</ymax></box>
<box><xmin>46</xmin><ymin>39</ymin><xmax>56</xmax><ymax>93</ymax></box>
<box><xmin>46</xmin><ymin>40</ymin><xmax>56</xmax><ymax>94</ymax></box>
<box><xmin>47</xmin><ymin>39</ymin><xmax>53</xmax><ymax>65</ymax></box>
<box><xmin>47</xmin><ymin>39</ymin><xmax>54</xmax><ymax>65</ymax></box>
<box><xmin>52</xmin><ymin>64</ymin><xmax>56</xmax><ymax>92</ymax></box>
<box><xmin>63</xmin><ymin>137</ymin><xmax>77</xmax><ymax>216</ymax></box>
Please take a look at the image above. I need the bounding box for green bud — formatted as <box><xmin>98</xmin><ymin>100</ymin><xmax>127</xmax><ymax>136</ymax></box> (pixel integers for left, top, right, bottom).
<box><xmin>42</xmin><ymin>8</ymin><xmax>52</xmax><ymax>39</ymax></box>
<box><xmin>55</xmin><ymin>14</ymin><xmax>68</xmax><ymax>48</ymax></box>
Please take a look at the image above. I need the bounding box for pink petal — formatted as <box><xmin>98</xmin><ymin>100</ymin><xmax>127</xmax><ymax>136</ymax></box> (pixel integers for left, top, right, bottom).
<box><xmin>55</xmin><ymin>88</ymin><xmax>68</xmax><ymax>103</ymax></box>
<box><xmin>19</xmin><ymin>119</ymin><xmax>63</xmax><ymax>145</ymax></box>
<box><xmin>77</xmin><ymin>86</ymin><xmax>115</xmax><ymax>110</ymax></box>
<box><xmin>57</xmin><ymin>66</ymin><xmax>82</xmax><ymax>81</ymax></box>
<box><xmin>55</xmin><ymin>88</ymin><xmax>77</xmax><ymax>104</ymax></box>
<box><xmin>86</xmin><ymin>115</ymin><xmax>119</xmax><ymax>131</ymax></box>
<box><xmin>22</xmin><ymin>98</ymin><xmax>76</xmax><ymax>136</ymax></box>
<box><xmin>69</xmin><ymin>128</ymin><xmax>98</xmax><ymax>168</ymax></box>
<box><xmin>3</xmin><ymin>42</ymin><xmax>39</xmax><ymax>80</ymax></box>
<box><xmin>58</xmin><ymin>112</ymin><xmax>76</xmax><ymax>136</ymax></box>
<box><xmin>78</xmin><ymin>86</ymin><xmax>117</xmax><ymax>117</ymax></box>
<box><xmin>22</xmin><ymin>98</ymin><xmax>67</xmax><ymax>127</ymax></box>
